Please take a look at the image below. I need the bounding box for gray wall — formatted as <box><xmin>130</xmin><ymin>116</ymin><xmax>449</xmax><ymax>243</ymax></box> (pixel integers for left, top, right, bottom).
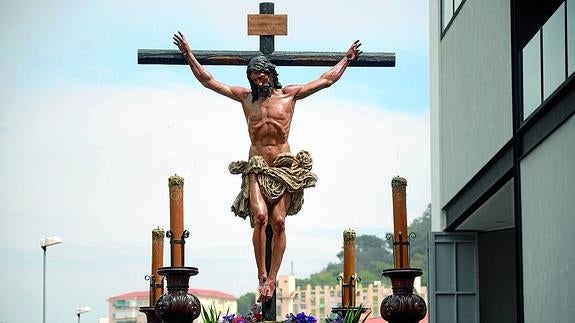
<box><xmin>439</xmin><ymin>0</ymin><xmax>513</xmax><ymax>206</ymax></box>
<box><xmin>521</xmin><ymin>115</ymin><xmax>575</xmax><ymax>323</ymax></box>
<box><xmin>478</xmin><ymin>229</ymin><xmax>516</xmax><ymax>323</ymax></box>
<box><xmin>430</xmin><ymin>0</ymin><xmax>443</xmax><ymax>231</ymax></box>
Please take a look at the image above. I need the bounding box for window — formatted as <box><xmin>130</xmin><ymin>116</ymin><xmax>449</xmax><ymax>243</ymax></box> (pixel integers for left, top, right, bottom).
<box><xmin>568</xmin><ymin>0</ymin><xmax>575</xmax><ymax>75</ymax></box>
<box><xmin>522</xmin><ymin>1</ymin><xmax>574</xmax><ymax>120</ymax></box>
<box><xmin>523</xmin><ymin>31</ymin><xmax>542</xmax><ymax>118</ymax></box>
<box><xmin>442</xmin><ymin>0</ymin><xmax>466</xmax><ymax>32</ymax></box>
<box><xmin>442</xmin><ymin>0</ymin><xmax>454</xmax><ymax>31</ymax></box>
<box><xmin>542</xmin><ymin>3</ymin><xmax>566</xmax><ymax>99</ymax></box>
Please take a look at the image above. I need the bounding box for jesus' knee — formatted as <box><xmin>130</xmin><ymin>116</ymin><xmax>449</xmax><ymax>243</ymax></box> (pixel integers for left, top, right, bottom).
<box><xmin>271</xmin><ymin>216</ymin><xmax>285</xmax><ymax>234</ymax></box>
<box><xmin>252</xmin><ymin>207</ymin><xmax>268</xmax><ymax>227</ymax></box>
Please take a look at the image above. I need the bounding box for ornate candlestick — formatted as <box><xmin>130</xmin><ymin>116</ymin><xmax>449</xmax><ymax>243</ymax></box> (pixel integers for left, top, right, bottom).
<box><xmin>342</xmin><ymin>229</ymin><xmax>357</xmax><ymax>308</ymax></box>
<box><xmin>332</xmin><ymin>229</ymin><xmax>364</xmax><ymax>319</ymax></box>
<box><xmin>391</xmin><ymin>177</ymin><xmax>409</xmax><ymax>268</ymax></box>
<box><xmin>151</xmin><ymin>227</ymin><xmax>166</xmax><ymax>304</ymax></box>
<box><xmin>140</xmin><ymin>227</ymin><xmax>165</xmax><ymax>323</ymax></box>
<box><xmin>380</xmin><ymin>177</ymin><xmax>427</xmax><ymax>323</ymax></box>
<box><xmin>168</xmin><ymin>175</ymin><xmax>185</xmax><ymax>267</ymax></box>
<box><xmin>152</xmin><ymin>175</ymin><xmax>201</xmax><ymax>323</ymax></box>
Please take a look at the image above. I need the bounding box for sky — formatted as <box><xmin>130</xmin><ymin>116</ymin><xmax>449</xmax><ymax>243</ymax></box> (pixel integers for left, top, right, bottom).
<box><xmin>0</xmin><ymin>1</ymin><xmax>429</xmax><ymax>322</ymax></box>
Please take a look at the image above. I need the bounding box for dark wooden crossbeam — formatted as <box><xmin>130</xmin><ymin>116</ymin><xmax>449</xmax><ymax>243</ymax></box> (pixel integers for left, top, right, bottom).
<box><xmin>138</xmin><ymin>2</ymin><xmax>395</xmax><ymax>68</ymax></box>
<box><xmin>138</xmin><ymin>49</ymin><xmax>395</xmax><ymax>67</ymax></box>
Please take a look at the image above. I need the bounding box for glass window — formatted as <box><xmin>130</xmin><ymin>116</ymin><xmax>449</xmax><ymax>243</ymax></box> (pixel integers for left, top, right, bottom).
<box><xmin>443</xmin><ymin>0</ymin><xmax>454</xmax><ymax>31</ymax></box>
<box><xmin>568</xmin><ymin>0</ymin><xmax>575</xmax><ymax>75</ymax></box>
<box><xmin>455</xmin><ymin>0</ymin><xmax>463</xmax><ymax>11</ymax></box>
<box><xmin>523</xmin><ymin>31</ymin><xmax>542</xmax><ymax>119</ymax></box>
<box><xmin>542</xmin><ymin>3</ymin><xmax>566</xmax><ymax>99</ymax></box>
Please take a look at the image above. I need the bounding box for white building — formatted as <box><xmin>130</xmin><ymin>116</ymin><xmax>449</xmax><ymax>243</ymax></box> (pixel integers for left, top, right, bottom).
<box><xmin>429</xmin><ymin>0</ymin><xmax>574</xmax><ymax>322</ymax></box>
<box><xmin>107</xmin><ymin>289</ymin><xmax>236</xmax><ymax>323</ymax></box>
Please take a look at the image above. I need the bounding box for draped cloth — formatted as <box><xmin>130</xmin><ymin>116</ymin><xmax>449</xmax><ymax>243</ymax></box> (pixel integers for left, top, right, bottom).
<box><xmin>229</xmin><ymin>150</ymin><xmax>318</xmax><ymax>227</ymax></box>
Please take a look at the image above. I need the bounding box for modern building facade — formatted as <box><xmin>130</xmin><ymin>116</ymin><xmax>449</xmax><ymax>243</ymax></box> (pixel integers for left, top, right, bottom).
<box><xmin>107</xmin><ymin>289</ymin><xmax>237</xmax><ymax>323</ymax></box>
<box><xmin>430</xmin><ymin>0</ymin><xmax>574</xmax><ymax>322</ymax></box>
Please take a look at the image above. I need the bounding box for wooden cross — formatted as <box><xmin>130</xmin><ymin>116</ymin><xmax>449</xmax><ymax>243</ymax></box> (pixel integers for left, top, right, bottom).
<box><xmin>138</xmin><ymin>2</ymin><xmax>395</xmax><ymax>67</ymax></box>
<box><xmin>138</xmin><ymin>2</ymin><xmax>394</xmax><ymax>320</ymax></box>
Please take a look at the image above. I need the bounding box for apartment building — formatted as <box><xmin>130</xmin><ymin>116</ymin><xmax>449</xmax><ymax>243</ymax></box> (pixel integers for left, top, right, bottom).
<box><xmin>107</xmin><ymin>289</ymin><xmax>236</xmax><ymax>323</ymax></box>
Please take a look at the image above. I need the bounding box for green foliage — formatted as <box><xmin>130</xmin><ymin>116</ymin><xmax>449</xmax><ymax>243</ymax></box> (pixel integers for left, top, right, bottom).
<box><xmin>297</xmin><ymin>204</ymin><xmax>431</xmax><ymax>287</ymax></box>
<box><xmin>406</xmin><ymin>203</ymin><xmax>431</xmax><ymax>285</ymax></box>
<box><xmin>201</xmin><ymin>304</ymin><xmax>222</xmax><ymax>323</ymax></box>
<box><xmin>326</xmin><ymin>305</ymin><xmax>372</xmax><ymax>323</ymax></box>
<box><xmin>338</xmin><ymin>235</ymin><xmax>393</xmax><ymax>264</ymax></box>
<box><xmin>343</xmin><ymin>304</ymin><xmax>371</xmax><ymax>323</ymax></box>
<box><xmin>237</xmin><ymin>292</ymin><xmax>256</xmax><ymax>315</ymax></box>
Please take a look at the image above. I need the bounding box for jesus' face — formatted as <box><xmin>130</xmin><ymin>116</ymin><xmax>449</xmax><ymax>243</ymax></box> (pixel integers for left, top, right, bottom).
<box><xmin>249</xmin><ymin>70</ymin><xmax>271</xmax><ymax>87</ymax></box>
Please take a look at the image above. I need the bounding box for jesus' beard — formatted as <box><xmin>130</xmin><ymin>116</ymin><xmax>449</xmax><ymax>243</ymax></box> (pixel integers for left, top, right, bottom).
<box><xmin>251</xmin><ymin>82</ymin><xmax>274</xmax><ymax>102</ymax></box>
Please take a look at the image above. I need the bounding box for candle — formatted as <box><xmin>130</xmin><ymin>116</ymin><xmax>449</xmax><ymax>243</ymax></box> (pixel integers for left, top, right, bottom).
<box><xmin>151</xmin><ymin>227</ymin><xmax>165</xmax><ymax>305</ymax></box>
<box><xmin>168</xmin><ymin>175</ymin><xmax>185</xmax><ymax>267</ymax></box>
<box><xmin>342</xmin><ymin>229</ymin><xmax>356</xmax><ymax>307</ymax></box>
<box><xmin>391</xmin><ymin>176</ymin><xmax>409</xmax><ymax>268</ymax></box>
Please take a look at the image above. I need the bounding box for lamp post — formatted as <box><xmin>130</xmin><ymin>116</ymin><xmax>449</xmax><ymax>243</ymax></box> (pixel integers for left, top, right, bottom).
<box><xmin>41</xmin><ymin>236</ymin><xmax>62</xmax><ymax>323</ymax></box>
<box><xmin>76</xmin><ymin>306</ymin><xmax>91</xmax><ymax>323</ymax></box>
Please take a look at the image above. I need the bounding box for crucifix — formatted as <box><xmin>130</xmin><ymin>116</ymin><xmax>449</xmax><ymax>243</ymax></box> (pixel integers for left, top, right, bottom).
<box><xmin>138</xmin><ymin>2</ymin><xmax>394</xmax><ymax>321</ymax></box>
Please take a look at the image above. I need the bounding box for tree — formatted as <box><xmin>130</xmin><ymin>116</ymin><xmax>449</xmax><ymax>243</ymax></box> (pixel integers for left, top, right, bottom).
<box><xmin>237</xmin><ymin>292</ymin><xmax>256</xmax><ymax>315</ymax></box>
<box><xmin>407</xmin><ymin>203</ymin><xmax>431</xmax><ymax>285</ymax></box>
<box><xmin>337</xmin><ymin>234</ymin><xmax>393</xmax><ymax>264</ymax></box>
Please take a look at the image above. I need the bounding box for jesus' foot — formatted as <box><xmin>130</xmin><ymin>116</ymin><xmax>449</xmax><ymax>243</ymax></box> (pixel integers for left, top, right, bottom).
<box><xmin>259</xmin><ymin>278</ymin><xmax>276</xmax><ymax>303</ymax></box>
<box><xmin>256</xmin><ymin>275</ymin><xmax>268</xmax><ymax>303</ymax></box>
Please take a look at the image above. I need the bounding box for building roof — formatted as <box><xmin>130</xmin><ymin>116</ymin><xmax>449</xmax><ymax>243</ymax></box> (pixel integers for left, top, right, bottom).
<box><xmin>108</xmin><ymin>288</ymin><xmax>237</xmax><ymax>301</ymax></box>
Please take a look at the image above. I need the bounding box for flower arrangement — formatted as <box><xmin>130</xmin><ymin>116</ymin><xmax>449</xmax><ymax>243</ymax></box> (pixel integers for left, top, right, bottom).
<box><xmin>284</xmin><ymin>312</ymin><xmax>318</xmax><ymax>323</ymax></box>
<box><xmin>222</xmin><ymin>304</ymin><xmax>264</xmax><ymax>323</ymax></box>
<box><xmin>325</xmin><ymin>305</ymin><xmax>370</xmax><ymax>323</ymax></box>
<box><xmin>204</xmin><ymin>304</ymin><xmax>324</xmax><ymax>323</ymax></box>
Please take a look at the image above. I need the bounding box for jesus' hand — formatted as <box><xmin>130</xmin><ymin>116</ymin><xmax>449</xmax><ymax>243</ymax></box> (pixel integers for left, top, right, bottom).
<box><xmin>173</xmin><ymin>31</ymin><xmax>191</xmax><ymax>55</ymax></box>
<box><xmin>346</xmin><ymin>40</ymin><xmax>363</xmax><ymax>61</ymax></box>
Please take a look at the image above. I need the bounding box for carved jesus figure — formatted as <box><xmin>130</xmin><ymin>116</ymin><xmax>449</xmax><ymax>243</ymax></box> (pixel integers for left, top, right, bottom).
<box><xmin>173</xmin><ymin>31</ymin><xmax>362</xmax><ymax>302</ymax></box>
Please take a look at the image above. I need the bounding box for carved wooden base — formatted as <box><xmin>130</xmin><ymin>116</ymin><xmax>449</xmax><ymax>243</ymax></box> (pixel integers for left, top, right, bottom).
<box><xmin>139</xmin><ymin>306</ymin><xmax>161</xmax><ymax>323</ymax></box>
<box><xmin>380</xmin><ymin>268</ymin><xmax>427</xmax><ymax>323</ymax></box>
<box><xmin>155</xmin><ymin>266</ymin><xmax>201</xmax><ymax>323</ymax></box>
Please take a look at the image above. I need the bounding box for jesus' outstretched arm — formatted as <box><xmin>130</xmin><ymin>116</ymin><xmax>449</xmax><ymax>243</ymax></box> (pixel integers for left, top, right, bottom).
<box><xmin>286</xmin><ymin>40</ymin><xmax>363</xmax><ymax>100</ymax></box>
<box><xmin>173</xmin><ymin>31</ymin><xmax>247</xmax><ymax>102</ymax></box>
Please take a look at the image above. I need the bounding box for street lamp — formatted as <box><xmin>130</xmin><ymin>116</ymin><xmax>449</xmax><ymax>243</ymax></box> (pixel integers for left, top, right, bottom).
<box><xmin>41</xmin><ymin>236</ymin><xmax>62</xmax><ymax>323</ymax></box>
<box><xmin>76</xmin><ymin>306</ymin><xmax>91</xmax><ymax>323</ymax></box>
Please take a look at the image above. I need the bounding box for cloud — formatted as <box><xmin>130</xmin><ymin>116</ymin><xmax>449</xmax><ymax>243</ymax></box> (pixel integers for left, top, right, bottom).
<box><xmin>1</xmin><ymin>84</ymin><xmax>429</xmax><ymax>240</ymax></box>
<box><xmin>1</xmin><ymin>82</ymin><xmax>429</xmax><ymax>255</ymax></box>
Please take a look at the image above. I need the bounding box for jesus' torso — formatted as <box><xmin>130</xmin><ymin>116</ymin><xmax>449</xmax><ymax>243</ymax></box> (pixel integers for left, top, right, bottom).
<box><xmin>241</xmin><ymin>88</ymin><xmax>296</xmax><ymax>165</ymax></box>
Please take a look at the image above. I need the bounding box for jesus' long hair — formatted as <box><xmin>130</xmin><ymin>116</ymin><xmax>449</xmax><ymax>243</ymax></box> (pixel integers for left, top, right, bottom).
<box><xmin>246</xmin><ymin>55</ymin><xmax>282</xmax><ymax>102</ymax></box>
